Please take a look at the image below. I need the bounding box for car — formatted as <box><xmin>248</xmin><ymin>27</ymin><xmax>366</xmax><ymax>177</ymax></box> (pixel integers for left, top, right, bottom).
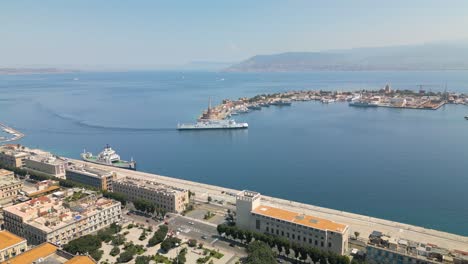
<box><xmin>145</xmin><ymin>219</ymin><xmax>149</xmax><ymax>223</ymax></box>
<box><xmin>201</xmin><ymin>235</ymin><xmax>207</xmax><ymax>239</ymax></box>
<box><xmin>229</xmin><ymin>243</ymin><xmax>235</xmax><ymax>247</ymax></box>
<box><xmin>188</xmin><ymin>221</ymin><xmax>194</xmax><ymax>225</ymax></box>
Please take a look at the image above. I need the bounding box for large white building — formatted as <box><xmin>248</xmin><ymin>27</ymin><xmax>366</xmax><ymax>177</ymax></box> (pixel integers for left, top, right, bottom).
<box><xmin>0</xmin><ymin>169</ymin><xmax>23</xmax><ymax>205</ymax></box>
<box><xmin>112</xmin><ymin>177</ymin><xmax>189</xmax><ymax>213</ymax></box>
<box><xmin>236</xmin><ymin>190</ymin><xmax>349</xmax><ymax>255</ymax></box>
<box><xmin>24</xmin><ymin>154</ymin><xmax>67</xmax><ymax>179</ymax></box>
<box><xmin>3</xmin><ymin>191</ymin><xmax>121</xmax><ymax>246</ymax></box>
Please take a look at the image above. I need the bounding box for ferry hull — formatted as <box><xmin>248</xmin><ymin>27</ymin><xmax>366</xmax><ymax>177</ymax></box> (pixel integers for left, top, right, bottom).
<box><xmin>81</xmin><ymin>157</ymin><xmax>136</xmax><ymax>170</ymax></box>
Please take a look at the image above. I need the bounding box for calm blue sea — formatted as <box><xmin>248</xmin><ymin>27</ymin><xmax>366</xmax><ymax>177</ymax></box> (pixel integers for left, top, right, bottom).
<box><xmin>1</xmin><ymin>71</ymin><xmax>467</xmax><ymax>235</ymax></box>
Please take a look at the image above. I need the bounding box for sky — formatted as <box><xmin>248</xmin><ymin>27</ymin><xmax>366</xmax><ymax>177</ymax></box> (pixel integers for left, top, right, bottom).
<box><xmin>1</xmin><ymin>0</ymin><xmax>468</xmax><ymax>69</ymax></box>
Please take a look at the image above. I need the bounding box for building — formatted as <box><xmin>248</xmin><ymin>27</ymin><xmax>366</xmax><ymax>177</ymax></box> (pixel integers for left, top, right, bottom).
<box><xmin>365</xmin><ymin>230</ymin><xmax>446</xmax><ymax>264</ymax></box>
<box><xmin>3</xmin><ymin>191</ymin><xmax>121</xmax><ymax>246</ymax></box>
<box><xmin>0</xmin><ymin>230</ymin><xmax>27</xmax><ymax>262</ymax></box>
<box><xmin>0</xmin><ymin>145</ymin><xmax>30</xmax><ymax>168</ymax></box>
<box><xmin>112</xmin><ymin>177</ymin><xmax>189</xmax><ymax>213</ymax></box>
<box><xmin>66</xmin><ymin>165</ymin><xmax>116</xmax><ymax>191</ymax></box>
<box><xmin>236</xmin><ymin>190</ymin><xmax>349</xmax><ymax>255</ymax></box>
<box><xmin>0</xmin><ymin>242</ymin><xmax>96</xmax><ymax>264</ymax></box>
<box><xmin>24</xmin><ymin>154</ymin><xmax>67</xmax><ymax>179</ymax></box>
<box><xmin>0</xmin><ymin>169</ymin><xmax>14</xmax><ymax>178</ymax></box>
<box><xmin>25</xmin><ymin>180</ymin><xmax>60</xmax><ymax>198</ymax></box>
<box><xmin>0</xmin><ymin>171</ymin><xmax>22</xmax><ymax>205</ymax></box>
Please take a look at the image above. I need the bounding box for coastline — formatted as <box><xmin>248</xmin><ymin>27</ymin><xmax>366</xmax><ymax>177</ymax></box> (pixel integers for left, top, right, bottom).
<box><xmin>69</xmin><ymin>157</ymin><xmax>468</xmax><ymax>251</ymax></box>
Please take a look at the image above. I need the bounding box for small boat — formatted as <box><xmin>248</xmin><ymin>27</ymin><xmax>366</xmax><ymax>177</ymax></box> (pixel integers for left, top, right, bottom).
<box><xmin>271</xmin><ymin>100</ymin><xmax>292</xmax><ymax>106</ymax></box>
<box><xmin>247</xmin><ymin>105</ymin><xmax>262</xmax><ymax>110</ymax></box>
<box><xmin>465</xmin><ymin>116</ymin><xmax>468</xmax><ymax>120</ymax></box>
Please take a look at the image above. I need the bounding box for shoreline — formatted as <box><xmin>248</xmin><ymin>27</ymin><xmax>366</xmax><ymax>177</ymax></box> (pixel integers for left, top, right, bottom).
<box><xmin>68</xmin><ymin>158</ymin><xmax>468</xmax><ymax>251</ymax></box>
<box><xmin>194</xmin><ymin>88</ymin><xmax>467</xmax><ymax>122</ymax></box>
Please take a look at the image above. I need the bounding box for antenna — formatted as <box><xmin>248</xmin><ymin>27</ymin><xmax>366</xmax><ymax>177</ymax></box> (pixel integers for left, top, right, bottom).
<box><xmin>208</xmin><ymin>96</ymin><xmax>212</xmax><ymax>110</ymax></box>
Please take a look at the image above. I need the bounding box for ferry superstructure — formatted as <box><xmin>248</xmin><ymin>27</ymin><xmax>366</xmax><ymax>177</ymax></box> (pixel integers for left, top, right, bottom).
<box><xmin>177</xmin><ymin>119</ymin><xmax>248</xmax><ymax>130</ymax></box>
<box><xmin>81</xmin><ymin>145</ymin><xmax>136</xmax><ymax>170</ymax></box>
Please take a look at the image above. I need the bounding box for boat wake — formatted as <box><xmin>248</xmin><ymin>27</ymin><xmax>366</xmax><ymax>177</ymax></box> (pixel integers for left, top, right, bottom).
<box><xmin>36</xmin><ymin>103</ymin><xmax>175</xmax><ymax>132</ymax></box>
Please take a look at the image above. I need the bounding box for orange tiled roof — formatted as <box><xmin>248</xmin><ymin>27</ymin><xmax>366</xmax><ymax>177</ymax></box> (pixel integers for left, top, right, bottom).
<box><xmin>65</xmin><ymin>256</ymin><xmax>96</xmax><ymax>264</ymax></box>
<box><xmin>253</xmin><ymin>205</ymin><xmax>347</xmax><ymax>233</ymax></box>
<box><xmin>1</xmin><ymin>243</ymin><xmax>57</xmax><ymax>264</ymax></box>
<box><xmin>0</xmin><ymin>231</ymin><xmax>25</xmax><ymax>251</ymax></box>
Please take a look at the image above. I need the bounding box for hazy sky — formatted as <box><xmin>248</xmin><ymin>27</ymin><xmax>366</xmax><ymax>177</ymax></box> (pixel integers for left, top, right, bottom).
<box><xmin>1</xmin><ymin>0</ymin><xmax>468</xmax><ymax>68</ymax></box>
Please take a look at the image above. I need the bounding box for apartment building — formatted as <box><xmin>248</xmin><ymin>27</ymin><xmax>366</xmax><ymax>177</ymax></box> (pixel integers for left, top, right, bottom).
<box><xmin>0</xmin><ymin>145</ymin><xmax>30</xmax><ymax>168</ymax></box>
<box><xmin>0</xmin><ymin>170</ymin><xmax>23</xmax><ymax>205</ymax></box>
<box><xmin>2</xmin><ymin>192</ymin><xmax>121</xmax><ymax>246</ymax></box>
<box><xmin>65</xmin><ymin>165</ymin><xmax>116</xmax><ymax>191</ymax></box>
<box><xmin>236</xmin><ymin>190</ymin><xmax>349</xmax><ymax>255</ymax></box>
<box><xmin>112</xmin><ymin>177</ymin><xmax>189</xmax><ymax>213</ymax></box>
<box><xmin>0</xmin><ymin>230</ymin><xmax>27</xmax><ymax>262</ymax></box>
<box><xmin>24</xmin><ymin>154</ymin><xmax>67</xmax><ymax>179</ymax></box>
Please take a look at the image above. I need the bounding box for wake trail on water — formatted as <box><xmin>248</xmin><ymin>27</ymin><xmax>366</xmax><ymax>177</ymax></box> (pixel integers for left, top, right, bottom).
<box><xmin>35</xmin><ymin>102</ymin><xmax>176</xmax><ymax>132</ymax></box>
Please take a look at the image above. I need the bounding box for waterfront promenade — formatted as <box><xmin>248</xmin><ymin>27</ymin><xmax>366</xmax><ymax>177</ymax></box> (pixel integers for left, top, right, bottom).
<box><xmin>71</xmin><ymin>159</ymin><xmax>468</xmax><ymax>252</ymax></box>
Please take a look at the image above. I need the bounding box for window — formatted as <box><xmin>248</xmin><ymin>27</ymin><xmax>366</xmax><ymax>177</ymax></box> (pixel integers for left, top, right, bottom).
<box><xmin>255</xmin><ymin>219</ymin><xmax>260</xmax><ymax>230</ymax></box>
<box><xmin>328</xmin><ymin>242</ymin><xmax>332</xmax><ymax>247</ymax></box>
<box><xmin>321</xmin><ymin>241</ymin><xmax>324</xmax><ymax>247</ymax></box>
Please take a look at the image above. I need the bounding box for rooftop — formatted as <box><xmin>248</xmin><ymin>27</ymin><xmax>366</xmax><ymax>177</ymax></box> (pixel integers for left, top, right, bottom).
<box><xmin>0</xmin><ymin>242</ymin><xmax>96</xmax><ymax>264</ymax></box>
<box><xmin>0</xmin><ymin>176</ymin><xmax>21</xmax><ymax>188</ymax></box>
<box><xmin>0</xmin><ymin>169</ymin><xmax>13</xmax><ymax>177</ymax></box>
<box><xmin>115</xmin><ymin>177</ymin><xmax>187</xmax><ymax>195</ymax></box>
<box><xmin>1</xmin><ymin>242</ymin><xmax>58</xmax><ymax>264</ymax></box>
<box><xmin>0</xmin><ymin>230</ymin><xmax>26</xmax><ymax>251</ymax></box>
<box><xmin>66</xmin><ymin>165</ymin><xmax>113</xmax><ymax>178</ymax></box>
<box><xmin>27</xmin><ymin>154</ymin><xmax>67</xmax><ymax>166</ymax></box>
<box><xmin>253</xmin><ymin>205</ymin><xmax>348</xmax><ymax>233</ymax></box>
<box><xmin>3</xmin><ymin>193</ymin><xmax>119</xmax><ymax>233</ymax></box>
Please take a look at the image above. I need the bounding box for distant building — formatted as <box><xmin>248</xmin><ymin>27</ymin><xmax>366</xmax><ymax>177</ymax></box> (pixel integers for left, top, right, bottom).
<box><xmin>384</xmin><ymin>84</ymin><xmax>392</xmax><ymax>94</ymax></box>
<box><xmin>0</xmin><ymin>169</ymin><xmax>14</xmax><ymax>178</ymax></box>
<box><xmin>3</xmin><ymin>192</ymin><xmax>121</xmax><ymax>246</ymax></box>
<box><xmin>0</xmin><ymin>230</ymin><xmax>27</xmax><ymax>262</ymax></box>
<box><xmin>24</xmin><ymin>154</ymin><xmax>67</xmax><ymax>179</ymax></box>
<box><xmin>25</xmin><ymin>180</ymin><xmax>60</xmax><ymax>198</ymax></box>
<box><xmin>366</xmin><ymin>230</ymin><xmax>444</xmax><ymax>264</ymax></box>
<box><xmin>65</xmin><ymin>165</ymin><xmax>116</xmax><ymax>191</ymax></box>
<box><xmin>236</xmin><ymin>190</ymin><xmax>349</xmax><ymax>255</ymax></box>
<box><xmin>0</xmin><ymin>170</ymin><xmax>23</xmax><ymax>205</ymax></box>
<box><xmin>112</xmin><ymin>177</ymin><xmax>189</xmax><ymax>213</ymax></box>
<box><xmin>0</xmin><ymin>145</ymin><xmax>30</xmax><ymax>168</ymax></box>
<box><xmin>1</xmin><ymin>242</ymin><xmax>96</xmax><ymax>264</ymax></box>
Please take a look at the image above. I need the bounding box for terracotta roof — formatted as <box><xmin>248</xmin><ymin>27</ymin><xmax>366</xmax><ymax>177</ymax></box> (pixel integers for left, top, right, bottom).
<box><xmin>253</xmin><ymin>205</ymin><xmax>347</xmax><ymax>233</ymax></box>
<box><xmin>65</xmin><ymin>256</ymin><xmax>96</xmax><ymax>264</ymax></box>
<box><xmin>0</xmin><ymin>231</ymin><xmax>25</xmax><ymax>251</ymax></box>
<box><xmin>27</xmin><ymin>185</ymin><xmax>60</xmax><ymax>197</ymax></box>
<box><xmin>1</xmin><ymin>243</ymin><xmax>57</xmax><ymax>264</ymax></box>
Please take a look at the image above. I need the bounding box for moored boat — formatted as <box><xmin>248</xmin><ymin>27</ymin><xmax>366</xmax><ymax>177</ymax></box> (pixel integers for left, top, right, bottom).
<box><xmin>81</xmin><ymin>145</ymin><xmax>136</xmax><ymax>170</ymax></box>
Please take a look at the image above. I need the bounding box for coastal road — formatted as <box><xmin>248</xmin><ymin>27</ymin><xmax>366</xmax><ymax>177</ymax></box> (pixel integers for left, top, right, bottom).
<box><xmin>70</xmin><ymin>159</ymin><xmax>468</xmax><ymax>252</ymax></box>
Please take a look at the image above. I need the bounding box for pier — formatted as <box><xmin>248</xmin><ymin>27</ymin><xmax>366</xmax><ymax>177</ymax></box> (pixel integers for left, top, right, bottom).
<box><xmin>0</xmin><ymin>122</ymin><xmax>24</xmax><ymax>143</ymax></box>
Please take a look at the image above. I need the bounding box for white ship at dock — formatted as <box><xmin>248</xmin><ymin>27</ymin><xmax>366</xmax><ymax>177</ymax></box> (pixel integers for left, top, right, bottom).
<box><xmin>177</xmin><ymin>119</ymin><xmax>248</xmax><ymax>130</ymax></box>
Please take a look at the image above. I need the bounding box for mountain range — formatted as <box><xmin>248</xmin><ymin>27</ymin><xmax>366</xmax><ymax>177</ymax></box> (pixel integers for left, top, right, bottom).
<box><xmin>225</xmin><ymin>42</ymin><xmax>468</xmax><ymax>72</ymax></box>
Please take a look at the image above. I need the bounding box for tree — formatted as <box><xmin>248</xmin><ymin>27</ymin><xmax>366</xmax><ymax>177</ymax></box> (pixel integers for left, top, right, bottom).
<box><xmin>135</xmin><ymin>256</ymin><xmax>152</xmax><ymax>264</ymax></box>
<box><xmin>147</xmin><ymin>225</ymin><xmax>168</xmax><ymax>247</ymax></box>
<box><xmin>110</xmin><ymin>246</ymin><xmax>120</xmax><ymax>257</ymax></box>
<box><xmin>160</xmin><ymin>237</ymin><xmax>181</xmax><ymax>252</ymax></box>
<box><xmin>207</xmin><ymin>196</ymin><xmax>212</xmax><ymax>203</ymax></box>
<box><xmin>245</xmin><ymin>241</ymin><xmax>277</xmax><ymax>264</ymax></box>
<box><xmin>117</xmin><ymin>251</ymin><xmax>134</xmax><ymax>263</ymax></box>
<box><xmin>354</xmin><ymin>231</ymin><xmax>360</xmax><ymax>240</ymax></box>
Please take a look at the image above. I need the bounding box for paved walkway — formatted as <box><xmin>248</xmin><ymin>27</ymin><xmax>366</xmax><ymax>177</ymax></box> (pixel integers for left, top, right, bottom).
<box><xmin>71</xmin><ymin>159</ymin><xmax>468</xmax><ymax>252</ymax></box>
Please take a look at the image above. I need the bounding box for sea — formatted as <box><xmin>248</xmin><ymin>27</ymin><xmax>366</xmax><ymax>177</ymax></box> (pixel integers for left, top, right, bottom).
<box><xmin>0</xmin><ymin>71</ymin><xmax>467</xmax><ymax>236</ymax></box>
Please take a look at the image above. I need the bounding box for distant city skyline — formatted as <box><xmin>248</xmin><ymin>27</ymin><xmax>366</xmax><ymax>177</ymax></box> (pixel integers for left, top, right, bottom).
<box><xmin>1</xmin><ymin>0</ymin><xmax>468</xmax><ymax>69</ymax></box>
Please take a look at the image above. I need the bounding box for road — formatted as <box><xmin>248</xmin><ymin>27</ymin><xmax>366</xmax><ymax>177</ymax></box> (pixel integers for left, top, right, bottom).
<box><xmin>70</xmin><ymin>158</ymin><xmax>468</xmax><ymax>252</ymax></box>
<box><xmin>166</xmin><ymin>214</ymin><xmax>247</xmax><ymax>257</ymax></box>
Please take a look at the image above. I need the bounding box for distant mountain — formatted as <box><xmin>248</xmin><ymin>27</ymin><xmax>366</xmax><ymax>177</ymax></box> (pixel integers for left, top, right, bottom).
<box><xmin>0</xmin><ymin>68</ymin><xmax>78</xmax><ymax>75</ymax></box>
<box><xmin>225</xmin><ymin>42</ymin><xmax>468</xmax><ymax>72</ymax></box>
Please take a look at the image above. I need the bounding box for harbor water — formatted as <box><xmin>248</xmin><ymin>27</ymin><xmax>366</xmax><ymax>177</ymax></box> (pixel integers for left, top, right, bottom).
<box><xmin>0</xmin><ymin>71</ymin><xmax>467</xmax><ymax>235</ymax></box>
